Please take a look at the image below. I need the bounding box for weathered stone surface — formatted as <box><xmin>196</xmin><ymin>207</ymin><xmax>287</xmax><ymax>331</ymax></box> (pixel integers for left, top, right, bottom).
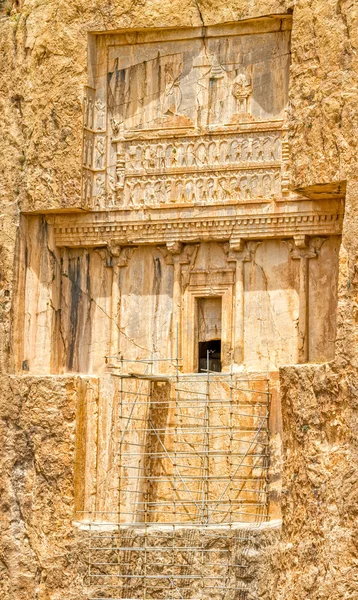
<box><xmin>0</xmin><ymin>375</ymin><xmax>88</xmax><ymax>599</ymax></box>
<box><xmin>276</xmin><ymin>364</ymin><xmax>358</xmax><ymax>600</ymax></box>
<box><xmin>0</xmin><ymin>0</ymin><xmax>358</xmax><ymax>599</ymax></box>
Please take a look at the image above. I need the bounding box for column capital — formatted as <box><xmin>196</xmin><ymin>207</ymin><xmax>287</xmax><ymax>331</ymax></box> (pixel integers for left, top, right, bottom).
<box><xmin>166</xmin><ymin>241</ymin><xmax>184</xmax><ymax>255</ymax></box>
<box><xmin>157</xmin><ymin>242</ymin><xmax>197</xmax><ymax>265</ymax></box>
<box><xmin>107</xmin><ymin>242</ymin><xmax>137</xmax><ymax>267</ymax></box>
<box><xmin>228</xmin><ymin>240</ymin><xmax>261</xmax><ymax>262</ymax></box>
<box><xmin>285</xmin><ymin>236</ymin><xmax>327</xmax><ymax>260</ymax></box>
<box><xmin>107</xmin><ymin>240</ymin><xmax>122</xmax><ymax>258</ymax></box>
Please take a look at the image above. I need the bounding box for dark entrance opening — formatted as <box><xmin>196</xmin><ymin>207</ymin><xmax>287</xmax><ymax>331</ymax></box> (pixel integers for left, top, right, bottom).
<box><xmin>198</xmin><ymin>339</ymin><xmax>222</xmax><ymax>372</ymax></box>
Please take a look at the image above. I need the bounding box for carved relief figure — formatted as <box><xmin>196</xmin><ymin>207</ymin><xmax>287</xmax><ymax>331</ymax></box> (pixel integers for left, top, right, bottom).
<box><xmin>86</xmin><ymin>137</ymin><xmax>93</xmax><ymax>167</ymax></box>
<box><xmin>110</xmin><ymin>117</ymin><xmax>124</xmax><ymax>137</ymax></box>
<box><xmin>219</xmin><ymin>140</ymin><xmax>227</xmax><ymax>164</ymax></box>
<box><xmin>274</xmin><ymin>172</ymin><xmax>281</xmax><ymax>194</ymax></box>
<box><xmin>86</xmin><ymin>97</ymin><xmax>94</xmax><ymax>129</ymax></box>
<box><xmin>232</xmin><ymin>72</ymin><xmax>252</xmax><ymax>114</ymax></box>
<box><xmin>94</xmin><ymin>99</ymin><xmax>106</xmax><ymax>131</ymax></box>
<box><xmin>241</xmin><ymin>139</ymin><xmax>249</xmax><ymax>161</ymax></box>
<box><xmin>116</xmin><ymin>157</ymin><xmax>125</xmax><ymax>190</ymax></box>
<box><xmin>207</xmin><ymin>178</ymin><xmax>218</xmax><ymax>203</ymax></box>
<box><xmin>254</xmin><ymin>138</ymin><xmax>264</xmax><ymax>161</ymax></box>
<box><xmin>83</xmin><ymin>96</ymin><xmax>88</xmax><ymax>128</ymax></box>
<box><xmin>230</xmin><ymin>176</ymin><xmax>238</xmax><ymax>196</ymax></box>
<box><xmin>197</xmin><ymin>143</ymin><xmax>206</xmax><ymax>166</ymax></box>
<box><xmin>162</xmin><ymin>64</ymin><xmax>182</xmax><ymax>116</ymax></box>
<box><xmin>133</xmin><ymin>182</ymin><xmax>144</xmax><ymax>206</ymax></box>
<box><xmin>177</xmin><ymin>144</ymin><xmax>187</xmax><ymax>167</ymax></box>
<box><xmin>154</xmin><ymin>180</ymin><xmax>163</xmax><ymax>202</ymax></box>
<box><xmin>144</xmin><ymin>146</ymin><xmax>156</xmax><ymax>170</ymax></box>
<box><xmin>108</xmin><ymin>175</ymin><xmax>117</xmax><ymax>207</ymax></box>
<box><xmin>83</xmin><ymin>172</ymin><xmax>92</xmax><ymax>204</ymax></box>
<box><xmin>145</xmin><ymin>180</ymin><xmax>155</xmax><ymax>204</ymax></box>
<box><xmin>187</xmin><ymin>143</ymin><xmax>197</xmax><ymax>166</ymax></box>
<box><xmin>127</xmin><ymin>146</ymin><xmax>136</xmax><ymax>170</ymax></box>
<box><xmin>164</xmin><ymin>179</ymin><xmax>172</xmax><ymax>202</ymax></box>
<box><xmin>251</xmin><ymin>174</ymin><xmax>259</xmax><ymax>198</ymax></box>
<box><xmin>185</xmin><ymin>180</ymin><xmax>196</xmax><ymax>203</ymax></box>
<box><xmin>196</xmin><ymin>178</ymin><xmax>205</xmax><ymax>203</ymax></box>
<box><xmin>240</xmin><ymin>176</ymin><xmax>251</xmax><ymax>200</ymax></box>
<box><xmin>165</xmin><ymin>145</ymin><xmax>173</xmax><ymax>168</ymax></box>
<box><xmin>262</xmin><ymin>173</ymin><xmax>272</xmax><ymax>196</ymax></box>
<box><xmin>270</xmin><ymin>137</ymin><xmax>280</xmax><ymax>160</ymax></box>
<box><xmin>95</xmin><ymin>174</ymin><xmax>105</xmax><ymax>197</ymax></box>
<box><xmin>94</xmin><ymin>174</ymin><xmax>106</xmax><ymax>209</ymax></box>
<box><xmin>246</xmin><ymin>138</ymin><xmax>253</xmax><ymax>160</ymax></box>
<box><xmin>231</xmin><ymin>139</ymin><xmax>241</xmax><ymax>162</ymax></box>
<box><xmin>95</xmin><ymin>137</ymin><xmax>105</xmax><ymax>169</ymax></box>
<box><xmin>157</xmin><ymin>145</ymin><xmax>166</xmax><ymax>169</ymax></box>
<box><xmin>218</xmin><ymin>177</ymin><xmax>230</xmax><ymax>201</ymax></box>
<box><xmin>83</xmin><ymin>138</ymin><xmax>88</xmax><ymax>166</ymax></box>
<box><xmin>175</xmin><ymin>179</ymin><xmax>185</xmax><ymax>203</ymax></box>
<box><xmin>125</xmin><ymin>181</ymin><xmax>134</xmax><ymax>207</ymax></box>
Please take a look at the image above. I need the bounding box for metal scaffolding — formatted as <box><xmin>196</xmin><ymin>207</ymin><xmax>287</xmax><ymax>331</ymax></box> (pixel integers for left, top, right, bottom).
<box><xmin>84</xmin><ymin>351</ymin><xmax>271</xmax><ymax>600</ymax></box>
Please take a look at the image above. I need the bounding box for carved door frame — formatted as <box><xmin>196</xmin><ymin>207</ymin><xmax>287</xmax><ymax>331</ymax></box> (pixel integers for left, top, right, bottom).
<box><xmin>182</xmin><ymin>278</ymin><xmax>234</xmax><ymax>373</ymax></box>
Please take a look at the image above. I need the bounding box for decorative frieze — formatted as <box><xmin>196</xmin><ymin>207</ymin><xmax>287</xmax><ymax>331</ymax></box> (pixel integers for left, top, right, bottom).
<box><xmin>52</xmin><ymin>210</ymin><xmax>343</xmax><ymax>248</ymax></box>
<box><xmin>122</xmin><ymin>132</ymin><xmax>281</xmax><ymax>173</ymax></box>
<box><xmin>123</xmin><ymin>167</ymin><xmax>281</xmax><ymax>207</ymax></box>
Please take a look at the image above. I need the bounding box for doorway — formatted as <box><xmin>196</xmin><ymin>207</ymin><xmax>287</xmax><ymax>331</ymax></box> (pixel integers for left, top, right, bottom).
<box><xmin>197</xmin><ymin>297</ymin><xmax>222</xmax><ymax>372</ymax></box>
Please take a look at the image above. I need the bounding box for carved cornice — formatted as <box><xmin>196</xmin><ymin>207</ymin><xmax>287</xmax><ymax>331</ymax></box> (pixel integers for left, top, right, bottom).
<box><xmin>52</xmin><ymin>210</ymin><xmax>344</xmax><ymax>248</ymax></box>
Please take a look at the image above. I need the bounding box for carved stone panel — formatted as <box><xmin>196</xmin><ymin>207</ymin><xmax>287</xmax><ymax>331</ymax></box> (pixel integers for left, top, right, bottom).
<box><xmin>82</xmin><ymin>86</ymin><xmax>107</xmax><ymax>209</ymax></box>
<box><xmin>118</xmin><ymin>131</ymin><xmax>282</xmax><ymax>208</ymax></box>
<box><xmin>82</xmin><ymin>21</ymin><xmax>291</xmax><ymax>211</ymax></box>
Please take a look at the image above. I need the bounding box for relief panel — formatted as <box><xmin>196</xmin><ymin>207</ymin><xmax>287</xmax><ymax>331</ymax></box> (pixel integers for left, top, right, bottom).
<box><xmin>82</xmin><ymin>86</ymin><xmax>108</xmax><ymax>209</ymax></box>
<box><xmin>82</xmin><ymin>22</ymin><xmax>291</xmax><ymax>210</ymax></box>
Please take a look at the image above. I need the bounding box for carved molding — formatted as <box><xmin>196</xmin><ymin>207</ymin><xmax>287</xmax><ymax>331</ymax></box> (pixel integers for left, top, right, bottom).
<box><xmin>53</xmin><ymin>211</ymin><xmax>343</xmax><ymax>248</ymax></box>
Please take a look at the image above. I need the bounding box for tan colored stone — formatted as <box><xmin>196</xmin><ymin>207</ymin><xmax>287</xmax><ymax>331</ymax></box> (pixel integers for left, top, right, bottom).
<box><xmin>1</xmin><ymin>1</ymin><xmax>358</xmax><ymax>599</ymax></box>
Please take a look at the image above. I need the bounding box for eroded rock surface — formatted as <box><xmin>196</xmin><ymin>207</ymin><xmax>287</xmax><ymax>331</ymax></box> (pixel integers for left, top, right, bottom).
<box><xmin>277</xmin><ymin>364</ymin><xmax>358</xmax><ymax>600</ymax></box>
<box><xmin>1</xmin><ymin>0</ymin><xmax>358</xmax><ymax>599</ymax></box>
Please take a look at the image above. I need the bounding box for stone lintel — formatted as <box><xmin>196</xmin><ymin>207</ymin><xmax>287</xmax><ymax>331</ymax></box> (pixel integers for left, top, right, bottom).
<box><xmin>52</xmin><ymin>209</ymin><xmax>343</xmax><ymax>248</ymax></box>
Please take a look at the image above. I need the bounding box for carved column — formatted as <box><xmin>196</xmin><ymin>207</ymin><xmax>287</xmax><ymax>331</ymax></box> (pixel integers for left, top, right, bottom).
<box><xmin>158</xmin><ymin>242</ymin><xmax>198</xmax><ymax>363</ymax></box>
<box><xmin>166</xmin><ymin>242</ymin><xmax>183</xmax><ymax>359</ymax></box>
<box><xmin>228</xmin><ymin>239</ymin><xmax>260</xmax><ymax>365</ymax></box>
<box><xmin>107</xmin><ymin>244</ymin><xmax>137</xmax><ymax>359</ymax></box>
<box><xmin>286</xmin><ymin>236</ymin><xmax>326</xmax><ymax>363</ymax></box>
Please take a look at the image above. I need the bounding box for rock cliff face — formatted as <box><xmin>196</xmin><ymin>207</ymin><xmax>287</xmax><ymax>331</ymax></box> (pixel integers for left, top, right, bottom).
<box><xmin>1</xmin><ymin>1</ymin><xmax>358</xmax><ymax>599</ymax></box>
<box><xmin>277</xmin><ymin>364</ymin><xmax>358</xmax><ymax>600</ymax></box>
<box><xmin>0</xmin><ymin>375</ymin><xmax>87</xmax><ymax>599</ymax></box>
